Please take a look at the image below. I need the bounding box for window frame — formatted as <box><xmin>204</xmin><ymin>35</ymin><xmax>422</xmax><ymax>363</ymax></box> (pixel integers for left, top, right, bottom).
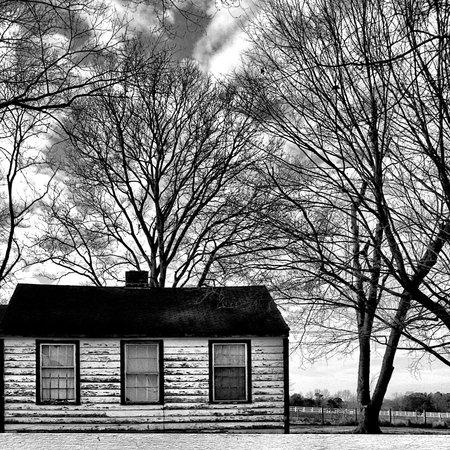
<box><xmin>120</xmin><ymin>340</ymin><xmax>164</xmax><ymax>405</ymax></box>
<box><xmin>36</xmin><ymin>340</ymin><xmax>80</xmax><ymax>405</ymax></box>
<box><xmin>209</xmin><ymin>339</ymin><xmax>252</xmax><ymax>404</ymax></box>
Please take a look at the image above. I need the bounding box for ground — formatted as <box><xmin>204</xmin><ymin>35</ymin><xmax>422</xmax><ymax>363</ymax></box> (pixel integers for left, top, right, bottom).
<box><xmin>0</xmin><ymin>433</ymin><xmax>449</xmax><ymax>449</ymax></box>
<box><xmin>292</xmin><ymin>425</ymin><xmax>450</xmax><ymax>434</ymax></box>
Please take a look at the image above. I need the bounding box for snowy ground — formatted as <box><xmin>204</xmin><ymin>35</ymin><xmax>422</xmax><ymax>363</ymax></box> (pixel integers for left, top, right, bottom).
<box><xmin>292</xmin><ymin>425</ymin><xmax>450</xmax><ymax>434</ymax></box>
<box><xmin>0</xmin><ymin>433</ymin><xmax>449</xmax><ymax>450</ymax></box>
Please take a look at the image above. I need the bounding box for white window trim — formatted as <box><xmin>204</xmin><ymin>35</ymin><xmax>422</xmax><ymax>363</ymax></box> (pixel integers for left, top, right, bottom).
<box><xmin>211</xmin><ymin>342</ymin><xmax>249</xmax><ymax>403</ymax></box>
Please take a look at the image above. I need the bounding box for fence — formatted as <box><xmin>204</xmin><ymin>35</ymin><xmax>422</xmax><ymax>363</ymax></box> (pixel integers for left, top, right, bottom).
<box><xmin>290</xmin><ymin>406</ymin><xmax>450</xmax><ymax>426</ymax></box>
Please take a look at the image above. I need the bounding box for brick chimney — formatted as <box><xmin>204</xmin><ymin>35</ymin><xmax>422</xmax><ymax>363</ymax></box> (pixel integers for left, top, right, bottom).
<box><xmin>125</xmin><ymin>270</ymin><xmax>149</xmax><ymax>287</ymax></box>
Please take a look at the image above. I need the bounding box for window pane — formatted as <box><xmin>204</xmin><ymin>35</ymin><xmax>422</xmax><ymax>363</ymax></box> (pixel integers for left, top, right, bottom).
<box><xmin>42</xmin><ymin>344</ymin><xmax>74</xmax><ymax>367</ymax></box>
<box><xmin>126</xmin><ymin>344</ymin><xmax>158</xmax><ymax>373</ymax></box>
<box><xmin>126</xmin><ymin>374</ymin><xmax>159</xmax><ymax>388</ymax></box>
<box><xmin>214</xmin><ymin>344</ymin><xmax>246</xmax><ymax>366</ymax></box>
<box><xmin>41</xmin><ymin>368</ymin><xmax>75</xmax><ymax>401</ymax></box>
<box><xmin>125</xmin><ymin>374</ymin><xmax>159</xmax><ymax>403</ymax></box>
<box><xmin>40</xmin><ymin>344</ymin><xmax>76</xmax><ymax>403</ymax></box>
<box><xmin>127</xmin><ymin>344</ymin><xmax>158</xmax><ymax>360</ymax></box>
<box><xmin>214</xmin><ymin>367</ymin><xmax>246</xmax><ymax>401</ymax></box>
<box><xmin>124</xmin><ymin>343</ymin><xmax>160</xmax><ymax>403</ymax></box>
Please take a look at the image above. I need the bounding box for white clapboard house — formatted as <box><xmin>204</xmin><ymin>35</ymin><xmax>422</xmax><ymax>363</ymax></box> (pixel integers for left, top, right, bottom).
<box><xmin>0</xmin><ymin>272</ymin><xmax>289</xmax><ymax>433</ymax></box>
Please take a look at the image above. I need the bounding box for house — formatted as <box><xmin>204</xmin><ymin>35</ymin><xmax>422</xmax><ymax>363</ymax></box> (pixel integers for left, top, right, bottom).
<box><xmin>0</xmin><ymin>272</ymin><xmax>289</xmax><ymax>433</ymax></box>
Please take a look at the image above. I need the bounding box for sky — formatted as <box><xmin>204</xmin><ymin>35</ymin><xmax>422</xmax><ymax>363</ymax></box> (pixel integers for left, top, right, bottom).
<box><xmin>15</xmin><ymin>0</ymin><xmax>449</xmax><ymax>399</ymax></box>
<box><xmin>290</xmin><ymin>348</ymin><xmax>450</xmax><ymax>398</ymax></box>
<box><xmin>115</xmin><ymin>0</ymin><xmax>255</xmax><ymax>76</ymax></box>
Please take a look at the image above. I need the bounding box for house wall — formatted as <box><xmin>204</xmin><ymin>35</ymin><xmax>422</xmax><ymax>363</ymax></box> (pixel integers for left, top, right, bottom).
<box><xmin>2</xmin><ymin>337</ymin><xmax>286</xmax><ymax>432</ymax></box>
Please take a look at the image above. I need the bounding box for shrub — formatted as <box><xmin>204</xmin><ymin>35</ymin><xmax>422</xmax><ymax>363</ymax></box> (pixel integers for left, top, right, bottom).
<box><xmin>432</xmin><ymin>421</ymin><xmax>448</xmax><ymax>429</ymax></box>
<box><xmin>341</xmin><ymin>420</ymin><xmax>358</xmax><ymax>426</ymax></box>
<box><xmin>379</xmin><ymin>420</ymin><xmax>391</xmax><ymax>427</ymax></box>
<box><xmin>394</xmin><ymin>421</ymin><xmax>409</xmax><ymax>427</ymax></box>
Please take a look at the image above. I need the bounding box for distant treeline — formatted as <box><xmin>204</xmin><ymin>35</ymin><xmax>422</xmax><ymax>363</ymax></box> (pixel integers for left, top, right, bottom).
<box><xmin>290</xmin><ymin>391</ymin><xmax>450</xmax><ymax>412</ymax></box>
<box><xmin>383</xmin><ymin>392</ymin><xmax>450</xmax><ymax>412</ymax></box>
<box><xmin>289</xmin><ymin>390</ymin><xmax>355</xmax><ymax>409</ymax></box>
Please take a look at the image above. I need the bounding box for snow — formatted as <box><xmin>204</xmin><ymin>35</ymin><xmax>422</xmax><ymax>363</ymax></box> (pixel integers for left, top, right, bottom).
<box><xmin>0</xmin><ymin>433</ymin><xmax>448</xmax><ymax>450</ymax></box>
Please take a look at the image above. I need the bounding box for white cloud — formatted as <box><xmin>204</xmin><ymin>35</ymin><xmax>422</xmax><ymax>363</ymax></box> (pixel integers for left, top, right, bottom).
<box><xmin>110</xmin><ymin>0</ymin><xmax>162</xmax><ymax>34</ymax></box>
<box><xmin>206</xmin><ymin>29</ymin><xmax>250</xmax><ymax>77</ymax></box>
<box><xmin>193</xmin><ymin>1</ymin><xmax>255</xmax><ymax>76</ymax></box>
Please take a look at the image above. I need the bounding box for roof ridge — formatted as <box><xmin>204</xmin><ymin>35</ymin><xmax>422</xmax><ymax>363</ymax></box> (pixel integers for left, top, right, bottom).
<box><xmin>14</xmin><ymin>283</ymin><xmax>269</xmax><ymax>290</ymax></box>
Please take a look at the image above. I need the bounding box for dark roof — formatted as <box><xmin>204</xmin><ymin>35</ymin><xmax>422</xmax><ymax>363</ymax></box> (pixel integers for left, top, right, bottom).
<box><xmin>0</xmin><ymin>304</ymin><xmax>7</xmax><ymax>324</ymax></box>
<box><xmin>0</xmin><ymin>284</ymin><xmax>289</xmax><ymax>338</ymax></box>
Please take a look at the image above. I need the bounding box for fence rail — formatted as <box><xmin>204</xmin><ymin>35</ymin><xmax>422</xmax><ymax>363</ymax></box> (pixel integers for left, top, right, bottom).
<box><xmin>290</xmin><ymin>406</ymin><xmax>450</xmax><ymax>426</ymax></box>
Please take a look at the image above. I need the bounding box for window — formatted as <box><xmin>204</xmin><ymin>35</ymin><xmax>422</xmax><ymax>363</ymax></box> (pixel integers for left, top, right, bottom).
<box><xmin>210</xmin><ymin>341</ymin><xmax>251</xmax><ymax>402</ymax></box>
<box><xmin>121</xmin><ymin>341</ymin><xmax>163</xmax><ymax>404</ymax></box>
<box><xmin>37</xmin><ymin>341</ymin><xmax>79</xmax><ymax>404</ymax></box>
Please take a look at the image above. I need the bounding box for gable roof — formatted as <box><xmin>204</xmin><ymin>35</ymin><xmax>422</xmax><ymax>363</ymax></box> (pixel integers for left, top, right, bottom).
<box><xmin>0</xmin><ymin>284</ymin><xmax>289</xmax><ymax>338</ymax></box>
<box><xmin>0</xmin><ymin>304</ymin><xmax>7</xmax><ymax>324</ymax></box>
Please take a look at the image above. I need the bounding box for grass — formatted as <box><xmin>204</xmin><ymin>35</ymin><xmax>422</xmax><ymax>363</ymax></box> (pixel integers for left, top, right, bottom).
<box><xmin>290</xmin><ymin>424</ymin><xmax>450</xmax><ymax>435</ymax></box>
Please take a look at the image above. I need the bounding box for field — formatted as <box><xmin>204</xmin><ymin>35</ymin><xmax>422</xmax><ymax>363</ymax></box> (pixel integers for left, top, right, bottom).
<box><xmin>290</xmin><ymin>406</ymin><xmax>450</xmax><ymax>429</ymax></box>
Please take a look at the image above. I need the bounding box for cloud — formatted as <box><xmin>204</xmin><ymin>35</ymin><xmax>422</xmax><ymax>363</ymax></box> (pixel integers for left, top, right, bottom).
<box><xmin>111</xmin><ymin>1</ymin><xmax>214</xmax><ymax>60</ymax></box>
<box><xmin>106</xmin><ymin>1</ymin><xmax>255</xmax><ymax>73</ymax></box>
<box><xmin>110</xmin><ymin>0</ymin><xmax>163</xmax><ymax>32</ymax></box>
<box><xmin>193</xmin><ymin>1</ymin><xmax>256</xmax><ymax>76</ymax></box>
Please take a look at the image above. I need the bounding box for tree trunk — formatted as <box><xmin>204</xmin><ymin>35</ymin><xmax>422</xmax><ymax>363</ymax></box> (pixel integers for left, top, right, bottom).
<box><xmin>353</xmin><ymin>294</ymin><xmax>412</xmax><ymax>434</ymax></box>
<box><xmin>356</xmin><ymin>332</ymin><xmax>371</xmax><ymax>407</ymax></box>
<box><xmin>354</xmin><ymin>404</ymin><xmax>382</xmax><ymax>434</ymax></box>
<box><xmin>354</xmin><ymin>330</ymin><xmax>382</xmax><ymax>433</ymax></box>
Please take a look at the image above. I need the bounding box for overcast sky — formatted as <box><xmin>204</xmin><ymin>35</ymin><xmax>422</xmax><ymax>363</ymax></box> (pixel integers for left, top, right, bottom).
<box><xmin>115</xmin><ymin>0</ymin><xmax>254</xmax><ymax>76</ymax></box>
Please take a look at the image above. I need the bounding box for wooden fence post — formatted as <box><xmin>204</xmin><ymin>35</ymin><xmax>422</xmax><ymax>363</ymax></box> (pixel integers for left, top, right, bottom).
<box><xmin>423</xmin><ymin>409</ymin><xmax>426</xmax><ymax>425</ymax></box>
<box><xmin>355</xmin><ymin>407</ymin><xmax>358</xmax><ymax>423</ymax></box>
<box><xmin>389</xmin><ymin>408</ymin><xmax>392</xmax><ymax>425</ymax></box>
<box><xmin>321</xmin><ymin>406</ymin><xmax>325</xmax><ymax>425</ymax></box>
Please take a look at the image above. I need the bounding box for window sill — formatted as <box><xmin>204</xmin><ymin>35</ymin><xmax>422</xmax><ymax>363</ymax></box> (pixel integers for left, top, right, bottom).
<box><xmin>36</xmin><ymin>400</ymin><xmax>80</xmax><ymax>406</ymax></box>
<box><xmin>210</xmin><ymin>399</ymin><xmax>252</xmax><ymax>404</ymax></box>
<box><xmin>120</xmin><ymin>401</ymin><xmax>164</xmax><ymax>406</ymax></box>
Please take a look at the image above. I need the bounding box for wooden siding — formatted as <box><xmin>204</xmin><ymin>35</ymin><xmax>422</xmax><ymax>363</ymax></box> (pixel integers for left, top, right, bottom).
<box><xmin>3</xmin><ymin>337</ymin><xmax>285</xmax><ymax>432</ymax></box>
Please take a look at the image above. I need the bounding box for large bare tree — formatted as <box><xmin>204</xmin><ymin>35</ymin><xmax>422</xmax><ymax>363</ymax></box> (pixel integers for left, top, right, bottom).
<box><xmin>37</xmin><ymin>49</ymin><xmax>274</xmax><ymax>287</ymax></box>
<box><xmin>236</xmin><ymin>0</ymin><xmax>450</xmax><ymax>433</ymax></box>
<box><xmin>0</xmin><ymin>0</ymin><xmax>137</xmax><ymax>294</ymax></box>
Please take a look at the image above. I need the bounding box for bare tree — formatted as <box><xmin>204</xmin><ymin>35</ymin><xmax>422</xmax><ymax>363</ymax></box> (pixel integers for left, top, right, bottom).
<box><xmin>236</xmin><ymin>0</ymin><xmax>450</xmax><ymax>433</ymax></box>
<box><xmin>0</xmin><ymin>0</ymin><xmax>264</xmax><ymax>293</ymax></box>
<box><xmin>0</xmin><ymin>106</ymin><xmax>53</xmax><ymax>295</ymax></box>
<box><xmin>0</xmin><ymin>1</ymin><xmax>141</xmax><ymax>295</ymax></box>
<box><xmin>0</xmin><ymin>0</ymin><xmax>242</xmax><ymax>113</ymax></box>
<box><xmin>0</xmin><ymin>1</ymin><xmax>132</xmax><ymax>112</ymax></box>
<box><xmin>36</xmin><ymin>49</ymin><xmax>274</xmax><ymax>287</ymax></box>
